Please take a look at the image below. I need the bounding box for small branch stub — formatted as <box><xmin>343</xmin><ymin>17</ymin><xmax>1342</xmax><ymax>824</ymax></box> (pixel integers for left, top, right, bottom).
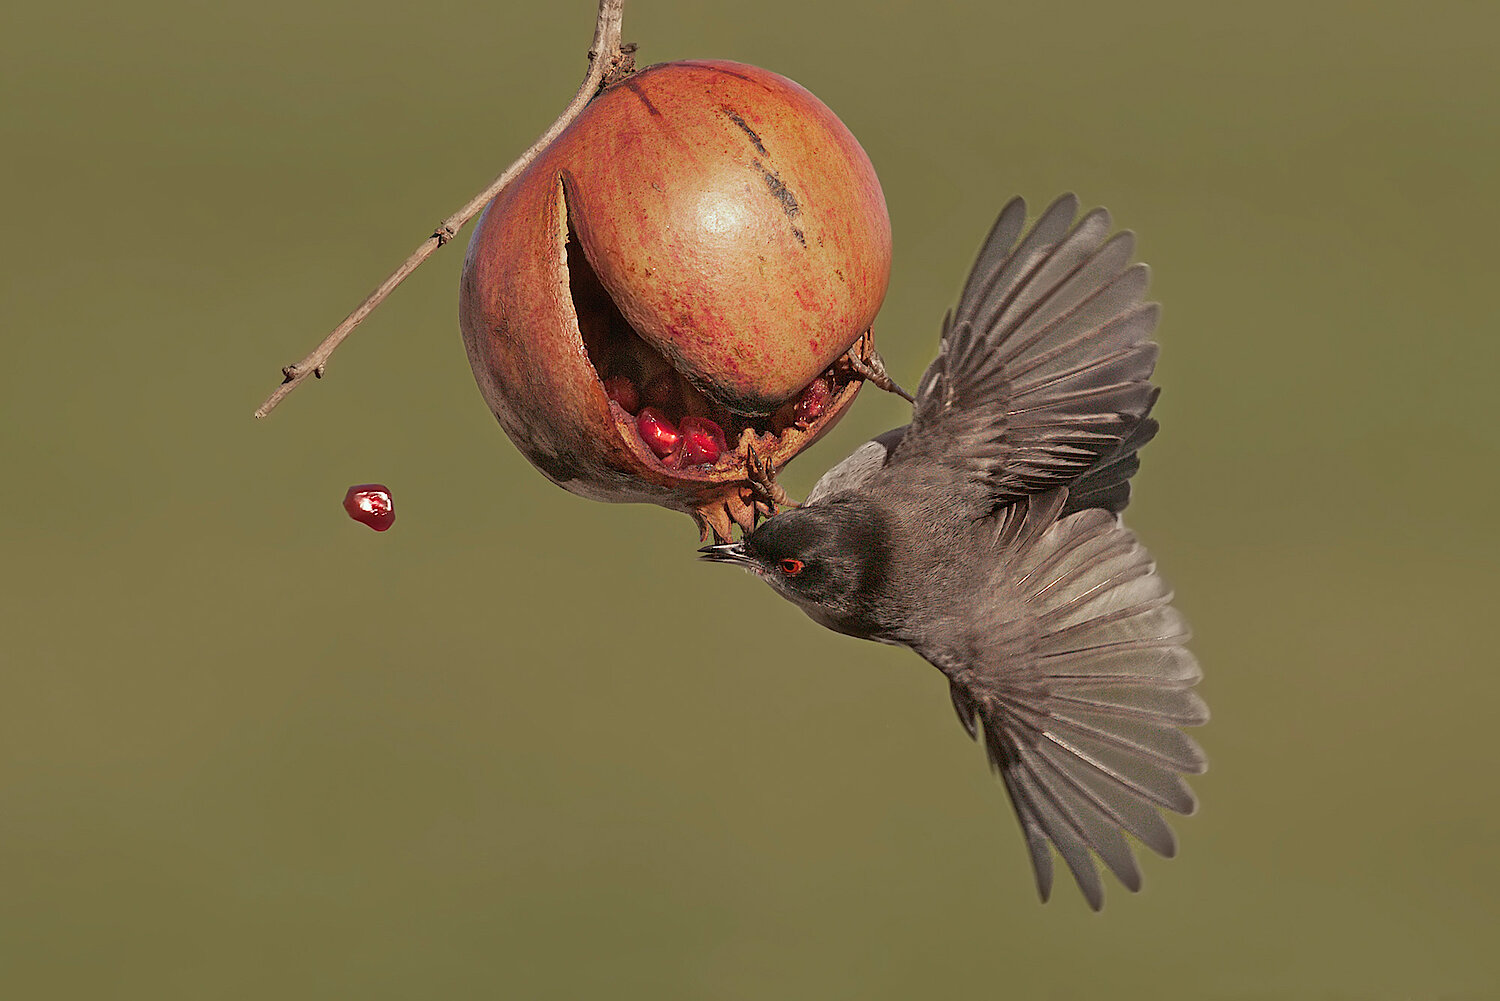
<box><xmin>253</xmin><ymin>0</ymin><xmax>629</xmax><ymax>419</ymax></box>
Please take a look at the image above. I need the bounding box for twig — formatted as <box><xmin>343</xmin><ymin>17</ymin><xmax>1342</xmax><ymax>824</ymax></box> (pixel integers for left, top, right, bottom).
<box><xmin>254</xmin><ymin>0</ymin><xmax>631</xmax><ymax>419</ymax></box>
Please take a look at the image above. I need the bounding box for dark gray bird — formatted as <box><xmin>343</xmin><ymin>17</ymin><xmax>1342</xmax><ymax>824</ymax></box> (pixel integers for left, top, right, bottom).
<box><xmin>701</xmin><ymin>195</ymin><xmax>1207</xmax><ymax>909</ymax></box>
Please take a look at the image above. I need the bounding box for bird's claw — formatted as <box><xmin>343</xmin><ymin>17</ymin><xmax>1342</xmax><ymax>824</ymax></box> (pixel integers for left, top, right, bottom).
<box><xmin>745</xmin><ymin>442</ymin><xmax>798</xmax><ymax>520</ymax></box>
<box><xmin>845</xmin><ymin>345</ymin><xmax>915</xmax><ymax>403</ymax></box>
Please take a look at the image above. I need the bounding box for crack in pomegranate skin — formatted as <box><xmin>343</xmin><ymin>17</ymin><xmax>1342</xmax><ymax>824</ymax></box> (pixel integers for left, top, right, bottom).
<box><xmin>610</xmin><ymin>366</ymin><xmax>850</xmax><ymax>475</ymax></box>
<box><xmin>567</xmin><ymin>222</ymin><xmax>855</xmax><ymax>478</ymax></box>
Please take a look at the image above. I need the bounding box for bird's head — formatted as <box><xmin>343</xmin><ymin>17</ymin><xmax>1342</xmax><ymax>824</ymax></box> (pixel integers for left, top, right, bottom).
<box><xmin>698</xmin><ymin>501</ymin><xmax>888</xmax><ymax>623</ymax></box>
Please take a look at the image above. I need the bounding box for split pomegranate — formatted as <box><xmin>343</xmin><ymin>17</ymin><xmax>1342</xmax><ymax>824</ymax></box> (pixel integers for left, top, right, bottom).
<box><xmin>460</xmin><ymin>59</ymin><xmax>892</xmax><ymax>540</ymax></box>
<box><xmin>343</xmin><ymin>484</ymin><xmax>395</xmax><ymax>532</ymax></box>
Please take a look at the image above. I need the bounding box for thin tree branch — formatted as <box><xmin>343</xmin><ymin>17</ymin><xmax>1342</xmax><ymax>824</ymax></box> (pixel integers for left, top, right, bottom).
<box><xmin>254</xmin><ymin>0</ymin><xmax>631</xmax><ymax>419</ymax></box>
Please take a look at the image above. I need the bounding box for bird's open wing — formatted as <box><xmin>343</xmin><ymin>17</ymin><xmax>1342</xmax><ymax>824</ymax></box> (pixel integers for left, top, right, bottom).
<box><xmin>889</xmin><ymin>196</ymin><xmax>1160</xmax><ymax>516</ymax></box>
<box><xmin>932</xmin><ymin>489</ymin><xmax>1207</xmax><ymax>909</ymax></box>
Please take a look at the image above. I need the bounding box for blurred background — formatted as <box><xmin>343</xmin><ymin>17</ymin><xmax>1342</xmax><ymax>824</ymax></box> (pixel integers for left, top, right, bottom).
<box><xmin>3</xmin><ymin>1</ymin><xmax>1495</xmax><ymax>997</ymax></box>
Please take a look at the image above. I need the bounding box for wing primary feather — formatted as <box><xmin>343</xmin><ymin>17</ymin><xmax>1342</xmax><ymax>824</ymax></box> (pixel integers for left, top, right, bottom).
<box><xmin>956</xmin><ymin>197</ymin><xmax>1029</xmax><ymax>310</ymax></box>
<box><xmin>1003</xmin><ymin>284</ymin><xmax>1154</xmax><ymax>386</ymax></box>
<box><xmin>1011</xmin><ymin>342</ymin><xmax>1159</xmax><ymax>407</ymax></box>
<box><xmin>976</xmin><ymin>208</ymin><xmax>1114</xmax><ymax>349</ymax></box>
<box><xmin>1004</xmin><ymin>380</ymin><xmax>1154</xmax><ymax>418</ymax></box>
<box><xmin>960</xmin><ymin>194</ymin><xmax>1082</xmax><ymax>336</ymax></box>
<box><xmin>995</xmin><ymin>239</ymin><xmax>1143</xmax><ymax>376</ymax></box>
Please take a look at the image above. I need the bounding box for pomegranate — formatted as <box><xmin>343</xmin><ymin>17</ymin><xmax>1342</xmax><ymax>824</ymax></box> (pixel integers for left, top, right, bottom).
<box><xmin>459</xmin><ymin>59</ymin><xmax>891</xmax><ymax>540</ymax></box>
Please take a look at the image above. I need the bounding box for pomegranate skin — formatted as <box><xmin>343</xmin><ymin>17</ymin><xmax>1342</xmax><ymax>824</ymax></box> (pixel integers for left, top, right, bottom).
<box><xmin>557</xmin><ymin>60</ymin><xmax>890</xmax><ymax>414</ymax></box>
<box><xmin>459</xmin><ymin>59</ymin><xmax>889</xmax><ymax>538</ymax></box>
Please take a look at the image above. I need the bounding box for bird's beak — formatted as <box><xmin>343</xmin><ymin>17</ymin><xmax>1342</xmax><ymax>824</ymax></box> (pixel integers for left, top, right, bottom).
<box><xmin>698</xmin><ymin>541</ymin><xmax>755</xmax><ymax>569</ymax></box>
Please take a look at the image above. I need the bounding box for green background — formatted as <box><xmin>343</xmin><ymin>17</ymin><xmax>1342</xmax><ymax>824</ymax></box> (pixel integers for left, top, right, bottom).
<box><xmin>4</xmin><ymin>1</ymin><xmax>1496</xmax><ymax>997</ymax></box>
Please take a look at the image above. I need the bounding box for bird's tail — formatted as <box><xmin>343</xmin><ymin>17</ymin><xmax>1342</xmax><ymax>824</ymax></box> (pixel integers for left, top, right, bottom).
<box><xmin>945</xmin><ymin>488</ymin><xmax>1207</xmax><ymax>909</ymax></box>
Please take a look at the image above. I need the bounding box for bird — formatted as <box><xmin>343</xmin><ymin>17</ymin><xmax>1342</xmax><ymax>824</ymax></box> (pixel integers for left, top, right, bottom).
<box><xmin>699</xmin><ymin>194</ymin><xmax>1208</xmax><ymax>909</ymax></box>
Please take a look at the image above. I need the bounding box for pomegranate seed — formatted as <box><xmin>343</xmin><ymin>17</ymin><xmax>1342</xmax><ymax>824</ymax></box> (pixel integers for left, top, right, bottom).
<box><xmin>793</xmin><ymin>378</ymin><xmax>831</xmax><ymax>425</ymax></box>
<box><xmin>343</xmin><ymin>484</ymin><xmax>395</xmax><ymax>532</ymax></box>
<box><xmin>636</xmin><ymin>407</ymin><xmax>681</xmax><ymax>458</ymax></box>
<box><xmin>603</xmin><ymin>375</ymin><xmax>640</xmax><ymax>414</ymax></box>
<box><xmin>678</xmin><ymin>416</ymin><xmax>726</xmax><ymax>466</ymax></box>
<box><xmin>642</xmin><ymin>370</ymin><xmax>682</xmax><ymax>411</ymax></box>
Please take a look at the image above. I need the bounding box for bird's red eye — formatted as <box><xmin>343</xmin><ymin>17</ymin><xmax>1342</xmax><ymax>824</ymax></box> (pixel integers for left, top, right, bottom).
<box><xmin>779</xmin><ymin>558</ymin><xmax>804</xmax><ymax>575</ymax></box>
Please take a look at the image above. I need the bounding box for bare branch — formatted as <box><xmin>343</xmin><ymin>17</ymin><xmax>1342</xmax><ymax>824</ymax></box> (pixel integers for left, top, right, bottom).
<box><xmin>254</xmin><ymin>0</ymin><xmax>629</xmax><ymax>419</ymax></box>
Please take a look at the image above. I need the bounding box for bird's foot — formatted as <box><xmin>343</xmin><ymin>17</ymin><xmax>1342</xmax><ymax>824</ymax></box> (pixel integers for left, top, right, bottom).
<box><xmin>845</xmin><ymin>343</ymin><xmax>915</xmax><ymax>403</ymax></box>
<box><xmin>745</xmin><ymin>442</ymin><xmax>798</xmax><ymax>520</ymax></box>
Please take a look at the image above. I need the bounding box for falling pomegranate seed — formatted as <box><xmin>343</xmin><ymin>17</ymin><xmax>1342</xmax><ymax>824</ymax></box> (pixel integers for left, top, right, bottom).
<box><xmin>636</xmin><ymin>407</ymin><xmax>681</xmax><ymax>458</ymax></box>
<box><xmin>343</xmin><ymin>484</ymin><xmax>395</xmax><ymax>532</ymax></box>
<box><xmin>678</xmin><ymin>416</ymin><xmax>727</xmax><ymax>466</ymax></box>
<box><xmin>793</xmin><ymin>378</ymin><xmax>832</xmax><ymax>425</ymax></box>
<box><xmin>603</xmin><ymin>375</ymin><xmax>640</xmax><ymax>414</ymax></box>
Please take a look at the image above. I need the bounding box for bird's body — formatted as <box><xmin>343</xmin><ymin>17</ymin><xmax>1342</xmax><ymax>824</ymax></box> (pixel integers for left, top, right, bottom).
<box><xmin>702</xmin><ymin>195</ymin><xmax>1207</xmax><ymax>909</ymax></box>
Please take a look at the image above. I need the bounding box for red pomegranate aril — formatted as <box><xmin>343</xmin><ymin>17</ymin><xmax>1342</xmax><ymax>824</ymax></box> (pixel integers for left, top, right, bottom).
<box><xmin>636</xmin><ymin>407</ymin><xmax>681</xmax><ymax>458</ymax></box>
<box><xmin>603</xmin><ymin>375</ymin><xmax>640</xmax><ymax>414</ymax></box>
<box><xmin>793</xmin><ymin>378</ymin><xmax>832</xmax><ymax>425</ymax></box>
<box><xmin>642</xmin><ymin>369</ymin><xmax>682</xmax><ymax>412</ymax></box>
<box><xmin>343</xmin><ymin>484</ymin><xmax>395</xmax><ymax>532</ymax></box>
<box><xmin>678</xmin><ymin>416</ymin><xmax>727</xmax><ymax>466</ymax></box>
